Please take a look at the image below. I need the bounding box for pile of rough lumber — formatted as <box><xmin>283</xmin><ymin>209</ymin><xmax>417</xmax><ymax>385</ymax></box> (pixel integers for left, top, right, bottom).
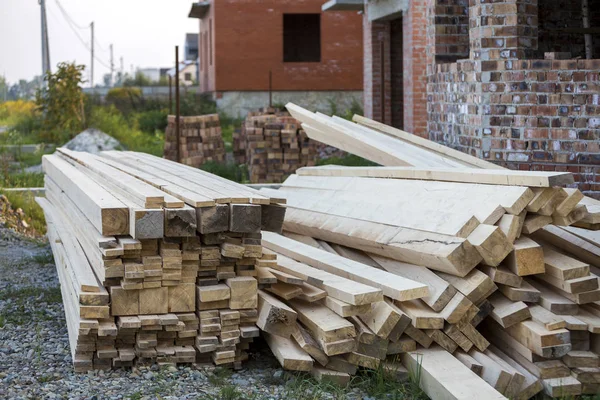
<box><xmin>38</xmin><ymin>149</ymin><xmax>284</xmax><ymax>371</ymax></box>
<box><xmin>245</xmin><ymin>103</ymin><xmax>600</xmax><ymax>398</ymax></box>
<box><xmin>164</xmin><ymin>114</ymin><xmax>225</xmax><ymax>167</ymax></box>
<box><xmin>232</xmin><ymin>108</ymin><xmax>318</xmax><ymax>183</ymax></box>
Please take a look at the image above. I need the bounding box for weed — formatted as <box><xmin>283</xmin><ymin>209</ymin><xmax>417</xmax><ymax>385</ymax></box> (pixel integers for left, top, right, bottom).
<box><xmin>208</xmin><ymin>367</ymin><xmax>233</xmax><ymax>386</ymax></box>
<box><xmin>127</xmin><ymin>392</ymin><xmax>143</xmax><ymax>400</ymax></box>
<box><xmin>32</xmin><ymin>251</ymin><xmax>55</xmax><ymax>266</ymax></box>
<box><xmin>0</xmin><ymin>171</ymin><xmax>44</xmax><ymax>188</ymax></box>
<box><xmin>0</xmin><ymin>286</ymin><xmax>61</xmax><ymax>303</ymax></box>
<box><xmin>0</xmin><ymin>190</ymin><xmax>46</xmax><ymax>234</ymax></box>
<box><xmin>0</xmin><ymin>314</ymin><xmax>5</xmax><ymax>328</ymax></box>
<box><xmin>217</xmin><ymin>385</ymin><xmax>243</xmax><ymax>400</ymax></box>
<box><xmin>316</xmin><ymin>154</ymin><xmax>378</xmax><ymax>167</ymax></box>
<box><xmin>37</xmin><ymin>374</ymin><xmax>60</xmax><ymax>383</ymax></box>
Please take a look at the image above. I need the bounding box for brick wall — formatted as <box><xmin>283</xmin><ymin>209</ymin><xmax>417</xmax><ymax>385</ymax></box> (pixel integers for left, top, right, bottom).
<box><xmin>427</xmin><ymin>0</ymin><xmax>600</xmax><ymax>198</ymax></box>
<box><xmin>363</xmin><ymin>14</ymin><xmax>391</xmax><ymax>125</ymax></box>
<box><xmin>434</xmin><ymin>0</ymin><xmax>470</xmax><ymax>63</ymax></box>
<box><xmin>201</xmin><ymin>0</ymin><xmax>362</xmax><ymax>92</ymax></box>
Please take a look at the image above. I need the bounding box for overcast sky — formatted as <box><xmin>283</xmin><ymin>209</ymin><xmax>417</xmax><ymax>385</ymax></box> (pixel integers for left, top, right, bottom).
<box><xmin>0</xmin><ymin>0</ymin><xmax>198</xmax><ymax>86</ymax></box>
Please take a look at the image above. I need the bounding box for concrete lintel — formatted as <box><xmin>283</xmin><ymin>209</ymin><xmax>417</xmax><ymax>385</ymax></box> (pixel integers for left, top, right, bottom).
<box><xmin>367</xmin><ymin>0</ymin><xmax>408</xmax><ymax>21</ymax></box>
<box><xmin>322</xmin><ymin>0</ymin><xmax>364</xmax><ymax>12</ymax></box>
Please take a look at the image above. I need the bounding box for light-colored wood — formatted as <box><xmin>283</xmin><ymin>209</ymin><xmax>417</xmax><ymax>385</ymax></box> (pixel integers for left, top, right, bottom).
<box><xmin>529</xmin><ymin>305</ymin><xmax>567</xmax><ymax>330</ymax></box>
<box><xmin>297</xmin><ymin>282</ymin><xmax>327</xmax><ymax>303</ymax></box>
<box><xmin>562</xmin><ymin>350</ymin><xmax>600</xmax><ymax>368</ymax></box>
<box><xmin>488</xmin><ymin>292</ymin><xmax>531</xmax><ymax>328</ymax></box>
<box><xmin>497</xmin><ymin>280</ymin><xmax>541</xmax><ymax>303</ymax></box>
<box><xmin>323</xmin><ymin>297</ymin><xmax>372</xmax><ymax>317</ymax></box>
<box><xmin>281</xmin><ymin>206</ymin><xmax>481</xmax><ymax>276</ymax></box>
<box><xmin>296</xmin><ymin>165</ymin><xmax>574</xmax><ymax>187</ymax></box>
<box><xmin>358</xmin><ymin>300</ymin><xmax>409</xmax><ymax>339</ymax></box>
<box><xmin>533</xmin><ymin>225</ymin><xmax>600</xmax><ymax>269</ymax></box>
<box><xmin>444</xmin><ymin>324</ymin><xmax>473</xmax><ymax>352</ymax></box>
<box><xmin>268</xmin><ymin>268</ymin><xmax>304</xmax><ymax>285</ymax></box>
<box><xmin>396</xmin><ymin>300</ymin><xmax>444</xmax><ymax>330</ymax></box>
<box><xmin>226</xmin><ymin>277</ymin><xmax>258</xmax><ymax>309</ymax></box>
<box><xmin>552</xmin><ymin>204</ymin><xmax>588</xmax><ymax>226</ymax></box>
<box><xmin>272</xmin><ymin>253</ymin><xmax>382</xmax><ymax>305</ymax></box>
<box><xmin>351</xmin><ymin>114</ymin><xmax>501</xmax><ymax>170</ymax></box>
<box><xmin>487</xmin><ymin>345</ymin><xmax>544</xmax><ymax>399</ymax></box>
<box><xmin>310</xmin><ymin>367</ymin><xmax>350</xmax><ymax>386</ymax></box>
<box><xmin>288</xmin><ymin>299</ymin><xmax>356</xmax><ymax>344</ymax></box>
<box><xmin>436</xmin><ymin>269</ymin><xmax>496</xmax><ymax>305</ymax></box>
<box><xmin>401</xmin><ymin>347</ymin><xmax>507</xmax><ymax>400</ymax></box>
<box><xmin>542</xmin><ymin>245</ymin><xmax>590</xmax><ymax>280</ymax></box>
<box><xmin>496</xmin><ymin>212</ymin><xmax>524</xmax><ymax>243</ymax></box>
<box><xmin>262</xmin><ymin>232</ymin><xmax>429</xmax><ymax>301</ymax></box>
<box><xmin>528</xmin><ymin>188</ymin><xmax>559</xmax><ymax>212</ymax></box>
<box><xmin>467</xmin><ymin>224</ymin><xmax>513</xmax><ymax>267</ymax></box>
<box><xmin>454</xmin><ymin>350</ymin><xmax>483</xmax><ymax>375</ymax></box>
<box><xmin>522</xmin><ymin>214</ymin><xmax>553</xmax><ymax>235</ymax></box>
<box><xmin>505</xmin><ymin>236</ymin><xmax>545</xmax><ymax>276</ymax></box>
<box><xmin>197</xmin><ymin>284</ymin><xmax>230</xmax><ymax>302</ymax></box>
<box><xmin>266</xmin><ymin>282</ymin><xmax>303</xmax><ymax>300</ymax></box>
<box><xmin>526</xmin><ymin>279</ymin><xmax>579</xmax><ymax>315</ymax></box>
<box><xmin>369</xmin><ymin>254</ymin><xmax>456</xmax><ymax>312</ymax></box>
<box><xmin>439</xmin><ymin>292</ymin><xmax>473</xmax><ymax>324</ymax></box>
<box><xmin>426</xmin><ymin>329</ymin><xmax>458</xmax><ymax>354</ymax></box>
<box><xmin>554</xmin><ymin>188</ymin><xmax>584</xmax><ymax>217</ymax></box>
<box><xmin>541</xmin><ymin>376</ymin><xmax>582</xmax><ymax>397</ymax></box>
<box><xmin>256</xmin><ymin>290</ymin><xmax>297</xmax><ymax>338</ymax></box>
<box><xmin>468</xmin><ymin>349</ymin><xmax>512</xmax><ymax>394</ymax></box>
<box><xmin>536</xmin><ymin>274</ymin><xmax>599</xmax><ymax>294</ymax></box>
<box><xmin>479</xmin><ymin>264</ymin><xmax>523</xmax><ymax>288</ymax></box>
<box><xmin>504</xmin><ymin>320</ymin><xmax>571</xmax><ymax>357</ymax></box>
<box><xmin>43</xmin><ymin>154</ymin><xmax>129</xmax><ymax>235</ymax></box>
<box><xmin>263</xmin><ymin>332</ymin><xmax>313</xmax><ymax>371</ymax></box>
<box><xmin>291</xmin><ymin>324</ymin><xmax>328</xmax><ymax>366</ymax></box>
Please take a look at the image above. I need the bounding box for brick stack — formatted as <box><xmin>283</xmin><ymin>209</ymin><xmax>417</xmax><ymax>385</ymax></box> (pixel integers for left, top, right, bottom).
<box><xmin>164</xmin><ymin>114</ymin><xmax>226</xmax><ymax>167</ymax></box>
<box><xmin>233</xmin><ymin>108</ymin><xmax>318</xmax><ymax>183</ymax></box>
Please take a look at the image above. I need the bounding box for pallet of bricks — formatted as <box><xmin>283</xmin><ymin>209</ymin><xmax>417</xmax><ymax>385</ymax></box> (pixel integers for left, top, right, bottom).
<box><xmin>164</xmin><ymin>114</ymin><xmax>225</xmax><ymax>167</ymax></box>
<box><xmin>38</xmin><ymin>148</ymin><xmax>285</xmax><ymax>371</ymax></box>
<box><xmin>244</xmin><ymin>103</ymin><xmax>600</xmax><ymax>398</ymax></box>
<box><xmin>232</xmin><ymin>107</ymin><xmax>317</xmax><ymax>183</ymax></box>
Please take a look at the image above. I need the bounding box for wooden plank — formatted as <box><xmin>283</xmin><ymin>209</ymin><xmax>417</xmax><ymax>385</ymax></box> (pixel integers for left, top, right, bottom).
<box><xmin>436</xmin><ymin>269</ymin><xmax>496</xmax><ymax>305</ymax></box>
<box><xmin>505</xmin><ymin>236</ymin><xmax>545</xmax><ymax>276</ymax></box>
<box><xmin>496</xmin><ymin>212</ymin><xmax>525</xmax><ymax>243</ymax></box>
<box><xmin>296</xmin><ymin>165</ymin><xmax>574</xmax><ymax>187</ymax></box>
<box><xmin>369</xmin><ymin>255</ymin><xmax>456</xmax><ymax>312</ymax></box>
<box><xmin>359</xmin><ymin>300</ymin><xmax>409</xmax><ymax>339</ymax></box>
<box><xmin>439</xmin><ymin>292</ymin><xmax>473</xmax><ymax>324</ymax></box>
<box><xmin>297</xmin><ymin>283</ymin><xmax>327</xmax><ymax>303</ymax></box>
<box><xmin>256</xmin><ymin>290</ymin><xmax>297</xmax><ymax>338</ymax></box>
<box><xmin>288</xmin><ymin>299</ymin><xmax>356</xmax><ymax>344</ymax></box>
<box><xmin>487</xmin><ymin>345</ymin><xmax>544</xmax><ymax>400</ymax></box>
<box><xmin>533</xmin><ymin>225</ymin><xmax>600</xmax><ymax>268</ymax></box>
<box><xmin>521</xmin><ymin>214</ymin><xmax>553</xmax><ymax>235</ymax></box>
<box><xmin>468</xmin><ymin>349</ymin><xmax>512</xmax><ymax>394</ymax></box>
<box><xmin>542</xmin><ymin>245</ymin><xmax>590</xmax><ymax>280</ymax></box>
<box><xmin>291</xmin><ymin>324</ymin><xmax>329</xmax><ymax>366</ymax></box>
<box><xmin>266</xmin><ymin>282</ymin><xmax>303</xmax><ymax>300</ymax></box>
<box><xmin>454</xmin><ymin>350</ymin><xmax>483</xmax><ymax>375</ymax></box>
<box><xmin>262</xmin><ymin>232</ymin><xmax>429</xmax><ymax>302</ymax></box>
<box><xmin>197</xmin><ymin>205</ymin><xmax>229</xmax><ymax>234</ymax></box>
<box><xmin>536</xmin><ymin>274</ymin><xmax>599</xmax><ymax>294</ymax></box>
<box><xmin>526</xmin><ymin>279</ymin><xmax>579</xmax><ymax>315</ymax></box>
<box><xmin>497</xmin><ymin>280</ymin><xmax>541</xmax><ymax>303</ymax></box>
<box><xmin>42</xmin><ymin>154</ymin><xmax>129</xmax><ymax>235</ymax></box>
<box><xmin>323</xmin><ymin>297</ymin><xmax>372</xmax><ymax>317</ymax></box>
<box><xmin>504</xmin><ymin>320</ymin><xmax>571</xmax><ymax>357</ymax></box>
<box><xmin>272</xmin><ymin>253</ymin><xmax>382</xmax><ymax>305</ymax></box>
<box><xmin>488</xmin><ymin>292</ymin><xmax>531</xmax><ymax>328</ymax></box>
<box><xmin>529</xmin><ymin>305</ymin><xmax>567</xmax><ymax>330</ymax></box>
<box><xmin>280</xmin><ymin>206</ymin><xmax>481</xmax><ymax>276</ymax></box>
<box><xmin>467</xmin><ymin>225</ymin><xmax>513</xmax><ymax>267</ymax></box>
<box><xmin>396</xmin><ymin>300</ymin><xmax>444</xmax><ymax>330</ymax></box>
<box><xmin>263</xmin><ymin>332</ymin><xmax>313</xmax><ymax>371</ymax></box>
<box><xmin>479</xmin><ymin>264</ymin><xmax>523</xmax><ymax>288</ymax></box>
<box><xmin>554</xmin><ymin>188</ymin><xmax>584</xmax><ymax>217</ymax></box>
<box><xmin>401</xmin><ymin>347</ymin><xmax>507</xmax><ymax>400</ymax></box>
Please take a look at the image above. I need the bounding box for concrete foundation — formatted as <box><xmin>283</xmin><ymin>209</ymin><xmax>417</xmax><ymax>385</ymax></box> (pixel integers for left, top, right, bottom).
<box><xmin>215</xmin><ymin>90</ymin><xmax>363</xmax><ymax>118</ymax></box>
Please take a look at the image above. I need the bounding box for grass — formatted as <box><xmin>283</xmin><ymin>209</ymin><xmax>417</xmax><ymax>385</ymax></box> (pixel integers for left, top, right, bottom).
<box><xmin>201</xmin><ymin>161</ymin><xmax>248</xmax><ymax>183</ymax></box>
<box><xmin>0</xmin><ymin>190</ymin><xmax>46</xmax><ymax>234</ymax></box>
<box><xmin>0</xmin><ymin>286</ymin><xmax>62</xmax><ymax>326</ymax></box>
<box><xmin>1</xmin><ymin>171</ymin><xmax>44</xmax><ymax>188</ymax></box>
<box><xmin>316</xmin><ymin>154</ymin><xmax>378</xmax><ymax>167</ymax></box>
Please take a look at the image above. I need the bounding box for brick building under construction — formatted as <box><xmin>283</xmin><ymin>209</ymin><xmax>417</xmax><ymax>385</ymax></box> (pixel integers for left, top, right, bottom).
<box><xmin>325</xmin><ymin>0</ymin><xmax>600</xmax><ymax>197</ymax></box>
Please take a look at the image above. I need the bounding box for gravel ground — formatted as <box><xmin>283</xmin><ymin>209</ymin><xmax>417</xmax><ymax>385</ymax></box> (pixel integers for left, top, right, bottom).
<box><xmin>0</xmin><ymin>227</ymin><xmax>390</xmax><ymax>400</ymax></box>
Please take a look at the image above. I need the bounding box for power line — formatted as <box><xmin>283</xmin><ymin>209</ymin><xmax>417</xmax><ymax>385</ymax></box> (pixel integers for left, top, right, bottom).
<box><xmin>51</xmin><ymin>0</ymin><xmax>112</xmax><ymax>69</ymax></box>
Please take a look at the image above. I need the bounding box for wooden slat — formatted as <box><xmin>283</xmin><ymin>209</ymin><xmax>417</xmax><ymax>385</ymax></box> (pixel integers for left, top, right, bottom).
<box><xmin>42</xmin><ymin>154</ymin><xmax>129</xmax><ymax>235</ymax></box>
<box><xmin>296</xmin><ymin>165</ymin><xmax>574</xmax><ymax>187</ymax></box>
<box><xmin>262</xmin><ymin>232</ymin><xmax>429</xmax><ymax>302</ymax></box>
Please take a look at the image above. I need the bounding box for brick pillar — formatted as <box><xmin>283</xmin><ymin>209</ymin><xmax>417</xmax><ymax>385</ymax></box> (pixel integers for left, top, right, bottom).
<box><xmin>403</xmin><ymin>0</ymin><xmax>430</xmax><ymax>137</ymax></box>
<box><xmin>469</xmin><ymin>0</ymin><xmax>538</xmax><ymax>62</ymax></box>
<box><xmin>363</xmin><ymin>13</ymin><xmax>392</xmax><ymax>125</ymax></box>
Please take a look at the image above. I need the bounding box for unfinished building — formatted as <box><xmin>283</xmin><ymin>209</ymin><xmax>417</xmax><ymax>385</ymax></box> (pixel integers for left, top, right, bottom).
<box><xmin>326</xmin><ymin>0</ymin><xmax>600</xmax><ymax>197</ymax></box>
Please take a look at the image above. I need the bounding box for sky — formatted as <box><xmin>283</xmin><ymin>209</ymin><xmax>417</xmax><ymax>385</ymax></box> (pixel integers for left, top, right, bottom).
<box><xmin>0</xmin><ymin>0</ymin><xmax>199</xmax><ymax>86</ymax></box>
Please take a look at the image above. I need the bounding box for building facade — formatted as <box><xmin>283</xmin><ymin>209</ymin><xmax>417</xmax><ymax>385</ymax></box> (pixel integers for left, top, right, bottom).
<box><xmin>332</xmin><ymin>0</ymin><xmax>600</xmax><ymax>197</ymax></box>
<box><xmin>189</xmin><ymin>0</ymin><xmax>363</xmax><ymax>117</ymax></box>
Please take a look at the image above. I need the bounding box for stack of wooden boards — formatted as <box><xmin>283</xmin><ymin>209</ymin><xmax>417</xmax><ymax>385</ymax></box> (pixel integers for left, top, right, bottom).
<box><xmin>38</xmin><ymin>149</ymin><xmax>285</xmax><ymax>372</ymax></box>
<box><xmin>243</xmin><ymin>103</ymin><xmax>600</xmax><ymax>398</ymax></box>
<box><xmin>232</xmin><ymin>108</ymin><xmax>319</xmax><ymax>183</ymax></box>
<box><xmin>164</xmin><ymin>114</ymin><xmax>226</xmax><ymax>167</ymax></box>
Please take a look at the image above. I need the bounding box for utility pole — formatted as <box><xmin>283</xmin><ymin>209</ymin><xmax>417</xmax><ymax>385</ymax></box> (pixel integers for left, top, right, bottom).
<box><xmin>175</xmin><ymin>46</ymin><xmax>181</xmax><ymax>163</ymax></box>
<box><xmin>90</xmin><ymin>21</ymin><xmax>95</xmax><ymax>87</ymax></box>
<box><xmin>39</xmin><ymin>0</ymin><xmax>51</xmax><ymax>79</ymax></box>
<box><xmin>110</xmin><ymin>44</ymin><xmax>114</xmax><ymax>86</ymax></box>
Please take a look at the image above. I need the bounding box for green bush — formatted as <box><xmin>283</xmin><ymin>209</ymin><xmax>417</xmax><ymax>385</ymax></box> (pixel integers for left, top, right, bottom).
<box><xmin>200</xmin><ymin>161</ymin><xmax>248</xmax><ymax>183</ymax></box>
<box><xmin>105</xmin><ymin>87</ymin><xmax>143</xmax><ymax>115</ymax></box>
<box><xmin>136</xmin><ymin>110</ymin><xmax>169</xmax><ymax>134</ymax></box>
<box><xmin>180</xmin><ymin>92</ymin><xmax>217</xmax><ymax>116</ymax></box>
<box><xmin>89</xmin><ymin>106</ymin><xmax>164</xmax><ymax>156</ymax></box>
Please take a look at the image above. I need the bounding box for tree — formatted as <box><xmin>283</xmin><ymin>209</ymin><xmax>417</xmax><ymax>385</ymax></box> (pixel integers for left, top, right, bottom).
<box><xmin>36</xmin><ymin>62</ymin><xmax>86</xmax><ymax>140</ymax></box>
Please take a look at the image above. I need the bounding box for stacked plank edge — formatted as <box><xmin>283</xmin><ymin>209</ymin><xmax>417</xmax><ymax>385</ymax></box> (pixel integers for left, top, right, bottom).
<box><xmin>241</xmin><ymin>103</ymin><xmax>600</xmax><ymax>399</ymax></box>
<box><xmin>39</xmin><ymin>149</ymin><xmax>284</xmax><ymax>372</ymax></box>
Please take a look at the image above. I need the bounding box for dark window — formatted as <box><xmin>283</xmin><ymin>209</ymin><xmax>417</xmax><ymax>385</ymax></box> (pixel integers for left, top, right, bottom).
<box><xmin>185</xmin><ymin>72</ymin><xmax>192</xmax><ymax>81</ymax></box>
<box><xmin>283</xmin><ymin>14</ymin><xmax>321</xmax><ymax>62</ymax></box>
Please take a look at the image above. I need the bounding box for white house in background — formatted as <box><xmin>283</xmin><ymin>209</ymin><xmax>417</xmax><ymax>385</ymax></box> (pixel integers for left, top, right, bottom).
<box><xmin>166</xmin><ymin>61</ymin><xmax>198</xmax><ymax>86</ymax></box>
<box><xmin>138</xmin><ymin>68</ymin><xmax>161</xmax><ymax>82</ymax></box>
